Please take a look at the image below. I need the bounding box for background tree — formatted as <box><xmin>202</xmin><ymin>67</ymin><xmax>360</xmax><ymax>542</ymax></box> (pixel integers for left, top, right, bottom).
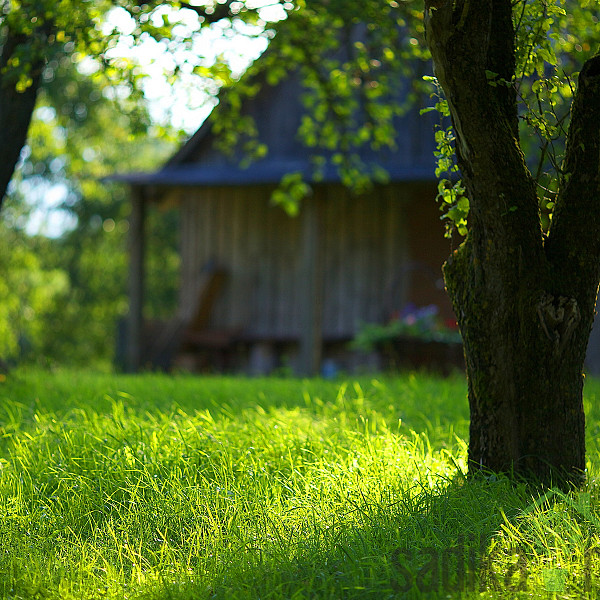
<box><xmin>0</xmin><ymin>201</ymin><xmax>68</xmax><ymax>362</ymax></box>
<box><xmin>0</xmin><ymin>0</ymin><xmax>283</xmax><ymax>206</ymax></box>
<box><xmin>3</xmin><ymin>56</ymin><xmax>180</xmax><ymax>366</ymax></box>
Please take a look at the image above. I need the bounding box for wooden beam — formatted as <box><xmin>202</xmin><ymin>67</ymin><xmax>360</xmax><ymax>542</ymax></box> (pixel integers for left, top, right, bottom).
<box><xmin>126</xmin><ymin>187</ymin><xmax>146</xmax><ymax>372</ymax></box>
<box><xmin>298</xmin><ymin>196</ymin><xmax>323</xmax><ymax>376</ymax></box>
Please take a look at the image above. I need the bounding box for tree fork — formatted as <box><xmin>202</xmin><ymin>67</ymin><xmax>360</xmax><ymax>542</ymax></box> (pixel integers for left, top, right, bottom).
<box><xmin>425</xmin><ymin>0</ymin><xmax>597</xmax><ymax>487</ymax></box>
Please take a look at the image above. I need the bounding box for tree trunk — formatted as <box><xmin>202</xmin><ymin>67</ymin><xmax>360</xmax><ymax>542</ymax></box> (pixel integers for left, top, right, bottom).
<box><xmin>0</xmin><ymin>31</ymin><xmax>44</xmax><ymax>206</ymax></box>
<box><xmin>444</xmin><ymin>237</ymin><xmax>588</xmax><ymax>486</ymax></box>
<box><xmin>424</xmin><ymin>0</ymin><xmax>600</xmax><ymax>487</ymax></box>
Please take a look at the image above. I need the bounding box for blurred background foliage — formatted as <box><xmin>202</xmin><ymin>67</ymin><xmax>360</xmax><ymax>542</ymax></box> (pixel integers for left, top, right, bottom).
<box><xmin>1</xmin><ymin>55</ymin><xmax>181</xmax><ymax>368</ymax></box>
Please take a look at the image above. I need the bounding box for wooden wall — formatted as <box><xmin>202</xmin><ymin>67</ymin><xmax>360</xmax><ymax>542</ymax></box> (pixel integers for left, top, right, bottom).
<box><xmin>177</xmin><ymin>182</ymin><xmax>450</xmax><ymax>342</ymax></box>
<box><xmin>178</xmin><ymin>184</ymin><xmax>303</xmax><ymax>339</ymax></box>
<box><xmin>404</xmin><ymin>185</ymin><xmax>456</xmax><ymax>320</ymax></box>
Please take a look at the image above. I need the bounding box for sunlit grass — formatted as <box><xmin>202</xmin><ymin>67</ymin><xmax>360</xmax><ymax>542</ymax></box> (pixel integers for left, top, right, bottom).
<box><xmin>2</xmin><ymin>370</ymin><xmax>600</xmax><ymax>598</ymax></box>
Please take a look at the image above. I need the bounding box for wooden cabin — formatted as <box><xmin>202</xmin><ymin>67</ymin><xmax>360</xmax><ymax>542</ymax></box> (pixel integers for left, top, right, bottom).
<box><xmin>115</xmin><ymin>59</ymin><xmax>458</xmax><ymax>375</ymax></box>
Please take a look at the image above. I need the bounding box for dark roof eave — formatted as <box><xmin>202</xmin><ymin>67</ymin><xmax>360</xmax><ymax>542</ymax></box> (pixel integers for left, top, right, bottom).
<box><xmin>108</xmin><ymin>163</ymin><xmax>436</xmax><ymax>188</ymax></box>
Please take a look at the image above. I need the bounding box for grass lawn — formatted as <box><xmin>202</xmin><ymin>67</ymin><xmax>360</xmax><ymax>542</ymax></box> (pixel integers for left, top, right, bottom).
<box><xmin>2</xmin><ymin>369</ymin><xmax>600</xmax><ymax>599</ymax></box>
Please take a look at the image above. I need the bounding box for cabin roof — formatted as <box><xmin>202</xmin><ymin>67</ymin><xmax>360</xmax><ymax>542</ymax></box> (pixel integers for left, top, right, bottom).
<box><xmin>111</xmin><ymin>160</ymin><xmax>436</xmax><ymax>187</ymax></box>
<box><xmin>113</xmin><ymin>41</ymin><xmax>438</xmax><ymax>188</ymax></box>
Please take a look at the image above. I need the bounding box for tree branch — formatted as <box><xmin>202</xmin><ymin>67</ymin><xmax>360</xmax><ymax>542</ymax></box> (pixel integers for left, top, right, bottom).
<box><xmin>546</xmin><ymin>54</ymin><xmax>600</xmax><ymax>306</ymax></box>
<box><xmin>0</xmin><ymin>31</ymin><xmax>44</xmax><ymax>207</ymax></box>
<box><xmin>179</xmin><ymin>0</ymin><xmax>284</xmax><ymax>24</ymax></box>
<box><xmin>487</xmin><ymin>0</ymin><xmax>518</xmax><ymax>137</ymax></box>
<box><xmin>179</xmin><ymin>1</ymin><xmax>238</xmax><ymax>23</ymax></box>
<box><xmin>424</xmin><ymin>0</ymin><xmax>541</xmax><ymax>255</ymax></box>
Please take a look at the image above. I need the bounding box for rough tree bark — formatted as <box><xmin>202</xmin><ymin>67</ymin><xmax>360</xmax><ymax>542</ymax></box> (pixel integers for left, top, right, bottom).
<box><xmin>424</xmin><ymin>0</ymin><xmax>600</xmax><ymax>486</ymax></box>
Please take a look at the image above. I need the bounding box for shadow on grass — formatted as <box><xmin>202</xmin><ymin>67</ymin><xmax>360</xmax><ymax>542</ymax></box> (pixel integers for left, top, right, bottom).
<box><xmin>151</xmin><ymin>476</ymin><xmax>536</xmax><ymax>600</ymax></box>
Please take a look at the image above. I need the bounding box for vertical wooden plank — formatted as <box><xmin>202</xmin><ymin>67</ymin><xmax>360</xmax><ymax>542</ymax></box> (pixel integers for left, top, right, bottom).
<box><xmin>360</xmin><ymin>192</ymin><xmax>373</xmax><ymax>325</ymax></box>
<box><xmin>293</xmin><ymin>208</ymin><xmax>303</xmax><ymax>337</ymax></box>
<box><xmin>191</xmin><ymin>191</ymin><xmax>201</xmax><ymax>314</ymax></box>
<box><xmin>275</xmin><ymin>203</ymin><xmax>298</xmax><ymax>338</ymax></box>
<box><xmin>349</xmin><ymin>188</ymin><xmax>363</xmax><ymax>336</ymax></box>
<box><xmin>180</xmin><ymin>193</ymin><xmax>197</xmax><ymax>320</ymax></box>
<box><xmin>358</xmin><ymin>190</ymin><xmax>385</xmax><ymax>327</ymax></box>
<box><xmin>197</xmin><ymin>189</ymin><xmax>213</xmax><ymax>321</ymax></box>
<box><xmin>210</xmin><ymin>187</ymin><xmax>224</xmax><ymax>326</ymax></box>
<box><xmin>321</xmin><ymin>184</ymin><xmax>343</xmax><ymax>339</ymax></box>
<box><xmin>245</xmin><ymin>189</ymin><xmax>264</xmax><ymax>337</ymax></box>
<box><xmin>381</xmin><ymin>189</ymin><xmax>395</xmax><ymax>319</ymax></box>
<box><xmin>350</xmin><ymin>190</ymin><xmax>364</xmax><ymax>334</ymax></box>
<box><xmin>282</xmin><ymin>210</ymin><xmax>295</xmax><ymax>338</ymax></box>
<box><xmin>177</xmin><ymin>195</ymin><xmax>188</xmax><ymax>320</ymax></box>
<box><xmin>180</xmin><ymin>193</ymin><xmax>192</xmax><ymax>319</ymax></box>
<box><xmin>224</xmin><ymin>187</ymin><xmax>241</xmax><ymax>329</ymax></box>
<box><xmin>336</xmin><ymin>188</ymin><xmax>350</xmax><ymax>337</ymax></box>
<box><xmin>292</xmin><ymin>206</ymin><xmax>304</xmax><ymax>337</ymax></box>
<box><xmin>386</xmin><ymin>185</ymin><xmax>410</xmax><ymax>316</ymax></box>
<box><xmin>323</xmin><ymin>186</ymin><xmax>341</xmax><ymax>337</ymax></box>
<box><xmin>227</xmin><ymin>186</ymin><xmax>243</xmax><ymax>329</ymax></box>
<box><xmin>366</xmin><ymin>192</ymin><xmax>383</xmax><ymax>324</ymax></box>
<box><xmin>272</xmin><ymin>201</ymin><xmax>283</xmax><ymax>337</ymax></box>
<box><xmin>320</xmin><ymin>186</ymin><xmax>333</xmax><ymax>338</ymax></box>
<box><xmin>127</xmin><ymin>186</ymin><xmax>146</xmax><ymax>372</ymax></box>
<box><xmin>180</xmin><ymin>191</ymin><xmax>201</xmax><ymax>321</ymax></box>
<box><xmin>262</xmin><ymin>191</ymin><xmax>275</xmax><ymax>336</ymax></box>
<box><xmin>286</xmin><ymin>201</ymin><xmax>299</xmax><ymax>338</ymax></box>
<box><xmin>217</xmin><ymin>186</ymin><xmax>228</xmax><ymax>264</ymax></box>
<box><xmin>298</xmin><ymin>197</ymin><xmax>323</xmax><ymax>376</ymax></box>
<box><xmin>362</xmin><ymin>193</ymin><xmax>375</xmax><ymax>325</ymax></box>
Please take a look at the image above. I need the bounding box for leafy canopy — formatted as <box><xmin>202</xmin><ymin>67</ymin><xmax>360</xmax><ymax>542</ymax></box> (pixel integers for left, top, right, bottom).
<box><xmin>426</xmin><ymin>0</ymin><xmax>600</xmax><ymax>236</ymax></box>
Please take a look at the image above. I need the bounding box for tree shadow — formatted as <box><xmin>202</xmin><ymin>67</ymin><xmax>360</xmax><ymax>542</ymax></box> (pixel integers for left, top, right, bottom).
<box><xmin>155</xmin><ymin>474</ymin><xmax>537</xmax><ymax>599</ymax></box>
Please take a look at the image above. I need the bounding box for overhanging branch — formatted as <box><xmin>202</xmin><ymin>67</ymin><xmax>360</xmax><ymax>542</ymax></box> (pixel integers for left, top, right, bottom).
<box><xmin>424</xmin><ymin>0</ymin><xmax>540</xmax><ymax>252</ymax></box>
<box><xmin>179</xmin><ymin>0</ymin><xmax>285</xmax><ymax>23</ymax></box>
<box><xmin>0</xmin><ymin>31</ymin><xmax>44</xmax><ymax>206</ymax></box>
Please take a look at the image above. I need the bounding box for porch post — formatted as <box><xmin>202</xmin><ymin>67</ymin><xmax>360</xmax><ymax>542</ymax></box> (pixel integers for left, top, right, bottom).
<box><xmin>298</xmin><ymin>196</ymin><xmax>323</xmax><ymax>376</ymax></box>
<box><xmin>127</xmin><ymin>186</ymin><xmax>146</xmax><ymax>372</ymax></box>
